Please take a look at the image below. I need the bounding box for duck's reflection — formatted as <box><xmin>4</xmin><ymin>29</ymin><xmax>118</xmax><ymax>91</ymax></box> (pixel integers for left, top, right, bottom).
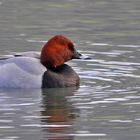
<box><xmin>41</xmin><ymin>87</ymin><xmax>79</xmax><ymax>140</ymax></box>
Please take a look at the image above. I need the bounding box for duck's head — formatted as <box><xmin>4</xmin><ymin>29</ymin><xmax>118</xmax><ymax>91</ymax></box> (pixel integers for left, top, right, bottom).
<box><xmin>41</xmin><ymin>35</ymin><xmax>89</xmax><ymax>69</ymax></box>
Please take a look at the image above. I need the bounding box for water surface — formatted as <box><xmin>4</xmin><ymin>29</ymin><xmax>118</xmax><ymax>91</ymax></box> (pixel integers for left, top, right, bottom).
<box><xmin>0</xmin><ymin>0</ymin><xmax>140</xmax><ymax>139</ymax></box>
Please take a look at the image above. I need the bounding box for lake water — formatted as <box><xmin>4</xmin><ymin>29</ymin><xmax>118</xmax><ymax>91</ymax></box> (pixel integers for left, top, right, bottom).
<box><xmin>0</xmin><ymin>0</ymin><xmax>140</xmax><ymax>139</ymax></box>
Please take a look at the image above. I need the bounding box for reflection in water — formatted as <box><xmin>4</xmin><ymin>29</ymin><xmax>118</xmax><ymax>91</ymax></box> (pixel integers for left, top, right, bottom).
<box><xmin>0</xmin><ymin>0</ymin><xmax>140</xmax><ymax>139</ymax></box>
<box><xmin>41</xmin><ymin>87</ymin><xmax>78</xmax><ymax>140</ymax></box>
<box><xmin>0</xmin><ymin>88</ymin><xmax>79</xmax><ymax>140</ymax></box>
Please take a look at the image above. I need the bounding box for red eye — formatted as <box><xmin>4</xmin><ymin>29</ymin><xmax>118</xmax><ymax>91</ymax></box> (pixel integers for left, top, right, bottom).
<box><xmin>68</xmin><ymin>42</ymin><xmax>74</xmax><ymax>51</ymax></box>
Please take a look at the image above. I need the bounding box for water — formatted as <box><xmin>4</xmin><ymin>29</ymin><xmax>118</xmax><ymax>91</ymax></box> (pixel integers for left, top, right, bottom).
<box><xmin>0</xmin><ymin>0</ymin><xmax>140</xmax><ymax>139</ymax></box>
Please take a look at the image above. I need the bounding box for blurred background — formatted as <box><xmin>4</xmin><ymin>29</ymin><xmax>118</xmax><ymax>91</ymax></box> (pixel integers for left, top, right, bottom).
<box><xmin>0</xmin><ymin>0</ymin><xmax>140</xmax><ymax>140</ymax></box>
<box><xmin>0</xmin><ymin>0</ymin><xmax>140</xmax><ymax>52</ymax></box>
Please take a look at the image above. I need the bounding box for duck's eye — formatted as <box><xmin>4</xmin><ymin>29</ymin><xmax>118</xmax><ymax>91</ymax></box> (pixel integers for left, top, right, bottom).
<box><xmin>68</xmin><ymin>43</ymin><xmax>74</xmax><ymax>51</ymax></box>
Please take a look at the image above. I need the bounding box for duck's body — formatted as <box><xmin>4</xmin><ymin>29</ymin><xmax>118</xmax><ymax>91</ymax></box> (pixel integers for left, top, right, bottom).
<box><xmin>0</xmin><ymin>55</ymin><xmax>79</xmax><ymax>88</ymax></box>
<box><xmin>0</xmin><ymin>35</ymin><xmax>88</xmax><ymax>89</ymax></box>
<box><xmin>0</xmin><ymin>56</ymin><xmax>45</xmax><ymax>88</ymax></box>
<box><xmin>42</xmin><ymin>64</ymin><xmax>79</xmax><ymax>88</ymax></box>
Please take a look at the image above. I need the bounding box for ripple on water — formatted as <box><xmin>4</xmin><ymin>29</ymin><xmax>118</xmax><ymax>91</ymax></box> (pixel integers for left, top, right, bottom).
<box><xmin>0</xmin><ymin>120</ymin><xmax>13</xmax><ymax>123</ymax></box>
<box><xmin>90</xmin><ymin>43</ymin><xmax>140</xmax><ymax>48</ymax></box>
<box><xmin>26</xmin><ymin>39</ymin><xmax>47</xmax><ymax>43</ymax></box>
<box><xmin>20</xmin><ymin>124</ymin><xmax>72</xmax><ymax>128</ymax></box>
<box><xmin>0</xmin><ymin>42</ymin><xmax>140</xmax><ymax>140</ymax></box>
<box><xmin>0</xmin><ymin>137</ymin><xmax>19</xmax><ymax>140</ymax></box>
<box><xmin>109</xmin><ymin>120</ymin><xmax>132</xmax><ymax>123</ymax></box>
<box><xmin>69</xmin><ymin>133</ymin><xmax>107</xmax><ymax>137</ymax></box>
<box><xmin>77</xmin><ymin>43</ymin><xmax>140</xmax><ymax>85</ymax></box>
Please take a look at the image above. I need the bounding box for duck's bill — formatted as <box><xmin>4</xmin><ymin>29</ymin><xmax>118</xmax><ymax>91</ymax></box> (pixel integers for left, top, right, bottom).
<box><xmin>78</xmin><ymin>54</ymin><xmax>91</xmax><ymax>59</ymax></box>
<box><xmin>73</xmin><ymin>50</ymin><xmax>91</xmax><ymax>60</ymax></box>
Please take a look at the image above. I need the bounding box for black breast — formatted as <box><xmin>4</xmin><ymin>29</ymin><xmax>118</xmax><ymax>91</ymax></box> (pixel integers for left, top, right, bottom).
<box><xmin>42</xmin><ymin>64</ymin><xmax>80</xmax><ymax>88</ymax></box>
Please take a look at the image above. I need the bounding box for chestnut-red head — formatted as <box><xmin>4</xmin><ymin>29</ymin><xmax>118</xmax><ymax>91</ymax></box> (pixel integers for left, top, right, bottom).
<box><xmin>40</xmin><ymin>35</ymin><xmax>89</xmax><ymax>69</ymax></box>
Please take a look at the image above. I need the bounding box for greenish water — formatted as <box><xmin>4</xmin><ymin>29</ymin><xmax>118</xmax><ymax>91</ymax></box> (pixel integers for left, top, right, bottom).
<box><xmin>0</xmin><ymin>0</ymin><xmax>140</xmax><ymax>140</ymax></box>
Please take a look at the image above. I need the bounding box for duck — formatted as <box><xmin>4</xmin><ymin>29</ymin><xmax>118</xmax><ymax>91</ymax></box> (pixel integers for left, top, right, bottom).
<box><xmin>0</xmin><ymin>35</ymin><xmax>89</xmax><ymax>89</ymax></box>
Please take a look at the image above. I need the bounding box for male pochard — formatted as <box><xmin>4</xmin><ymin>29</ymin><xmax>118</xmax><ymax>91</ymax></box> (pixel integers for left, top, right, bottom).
<box><xmin>0</xmin><ymin>35</ymin><xmax>89</xmax><ymax>88</ymax></box>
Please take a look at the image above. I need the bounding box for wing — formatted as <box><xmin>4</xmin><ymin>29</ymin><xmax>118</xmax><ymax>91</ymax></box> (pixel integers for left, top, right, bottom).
<box><xmin>8</xmin><ymin>51</ymin><xmax>40</xmax><ymax>58</ymax></box>
<box><xmin>0</xmin><ymin>55</ymin><xmax>14</xmax><ymax>60</ymax></box>
<box><xmin>0</xmin><ymin>51</ymin><xmax>40</xmax><ymax>60</ymax></box>
<box><xmin>0</xmin><ymin>57</ymin><xmax>46</xmax><ymax>88</ymax></box>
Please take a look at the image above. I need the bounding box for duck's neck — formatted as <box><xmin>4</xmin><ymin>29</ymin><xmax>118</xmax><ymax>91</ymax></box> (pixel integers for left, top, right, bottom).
<box><xmin>47</xmin><ymin>65</ymin><xmax>65</xmax><ymax>72</ymax></box>
<box><xmin>42</xmin><ymin>64</ymin><xmax>80</xmax><ymax>88</ymax></box>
